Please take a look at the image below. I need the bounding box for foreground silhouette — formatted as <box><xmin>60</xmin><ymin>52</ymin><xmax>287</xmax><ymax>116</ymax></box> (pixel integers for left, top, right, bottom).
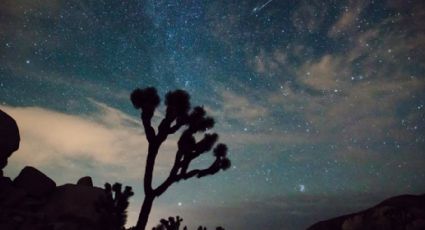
<box><xmin>151</xmin><ymin>216</ymin><xmax>225</xmax><ymax>230</ymax></box>
<box><xmin>130</xmin><ymin>87</ymin><xmax>231</xmax><ymax>230</ymax></box>
<box><xmin>0</xmin><ymin>109</ymin><xmax>20</xmax><ymax>177</ymax></box>
<box><xmin>0</xmin><ymin>167</ymin><xmax>133</xmax><ymax>229</ymax></box>
<box><xmin>96</xmin><ymin>183</ymin><xmax>134</xmax><ymax>230</ymax></box>
<box><xmin>0</xmin><ymin>111</ymin><xmax>135</xmax><ymax>230</ymax></box>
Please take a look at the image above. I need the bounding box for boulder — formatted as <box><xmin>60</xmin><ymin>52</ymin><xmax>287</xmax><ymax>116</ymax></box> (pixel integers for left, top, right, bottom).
<box><xmin>13</xmin><ymin>166</ymin><xmax>56</xmax><ymax>198</ymax></box>
<box><xmin>0</xmin><ymin>109</ymin><xmax>20</xmax><ymax>175</ymax></box>
<box><xmin>1</xmin><ymin>169</ymin><xmax>109</xmax><ymax>230</ymax></box>
<box><xmin>42</xmin><ymin>183</ymin><xmax>106</xmax><ymax>224</ymax></box>
<box><xmin>77</xmin><ymin>176</ymin><xmax>93</xmax><ymax>187</ymax></box>
<box><xmin>0</xmin><ymin>176</ymin><xmax>22</xmax><ymax>206</ymax></box>
<box><xmin>0</xmin><ymin>179</ymin><xmax>27</xmax><ymax>208</ymax></box>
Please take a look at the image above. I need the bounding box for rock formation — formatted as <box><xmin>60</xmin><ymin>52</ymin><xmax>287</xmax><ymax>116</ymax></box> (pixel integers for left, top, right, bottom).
<box><xmin>13</xmin><ymin>166</ymin><xmax>56</xmax><ymax>198</ymax></box>
<box><xmin>0</xmin><ymin>109</ymin><xmax>20</xmax><ymax>176</ymax></box>
<box><xmin>0</xmin><ymin>171</ymin><xmax>108</xmax><ymax>230</ymax></box>
<box><xmin>77</xmin><ymin>176</ymin><xmax>94</xmax><ymax>187</ymax></box>
<box><xmin>0</xmin><ymin>109</ymin><xmax>131</xmax><ymax>230</ymax></box>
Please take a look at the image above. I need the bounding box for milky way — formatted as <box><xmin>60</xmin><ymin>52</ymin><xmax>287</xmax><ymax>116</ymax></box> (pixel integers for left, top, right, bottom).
<box><xmin>1</xmin><ymin>0</ymin><xmax>424</xmax><ymax>229</ymax></box>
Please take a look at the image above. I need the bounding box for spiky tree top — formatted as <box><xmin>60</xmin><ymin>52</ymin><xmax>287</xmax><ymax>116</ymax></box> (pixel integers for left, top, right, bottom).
<box><xmin>131</xmin><ymin>87</ymin><xmax>230</xmax><ymax>194</ymax></box>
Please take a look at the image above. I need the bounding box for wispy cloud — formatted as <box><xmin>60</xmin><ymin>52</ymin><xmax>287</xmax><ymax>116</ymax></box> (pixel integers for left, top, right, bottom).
<box><xmin>4</xmin><ymin>99</ymin><xmax>262</xmax><ymax>227</ymax></box>
<box><xmin>222</xmin><ymin>90</ymin><xmax>268</xmax><ymax>121</ymax></box>
<box><xmin>249</xmin><ymin>8</ymin><xmax>425</xmax><ymax>160</ymax></box>
<box><xmin>207</xmin><ymin>89</ymin><xmax>269</xmax><ymax>125</ymax></box>
<box><xmin>298</xmin><ymin>54</ymin><xmax>349</xmax><ymax>91</ymax></box>
<box><xmin>328</xmin><ymin>0</ymin><xmax>369</xmax><ymax>38</ymax></box>
<box><xmin>1</xmin><ymin>101</ymin><xmax>180</xmax><ymax>183</ymax></box>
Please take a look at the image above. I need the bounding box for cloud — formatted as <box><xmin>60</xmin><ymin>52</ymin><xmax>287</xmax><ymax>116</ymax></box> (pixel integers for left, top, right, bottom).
<box><xmin>298</xmin><ymin>54</ymin><xmax>350</xmax><ymax>91</ymax></box>
<box><xmin>251</xmin><ymin>48</ymin><xmax>288</xmax><ymax>75</ymax></box>
<box><xmin>271</xmin><ymin>66</ymin><xmax>424</xmax><ymax>145</ymax></box>
<box><xmin>265</xmin><ymin>8</ymin><xmax>425</xmax><ymax>160</ymax></box>
<box><xmin>243</xmin><ymin>11</ymin><xmax>424</xmax><ymax>161</ymax></box>
<box><xmin>1</xmin><ymin>101</ymin><xmax>180</xmax><ymax>183</ymax></box>
<box><xmin>212</xmin><ymin>90</ymin><xmax>269</xmax><ymax>124</ymax></box>
<box><xmin>1</xmin><ymin>101</ymin><xmax>190</xmax><ymax>227</ymax></box>
<box><xmin>328</xmin><ymin>0</ymin><xmax>369</xmax><ymax>38</ymax></box>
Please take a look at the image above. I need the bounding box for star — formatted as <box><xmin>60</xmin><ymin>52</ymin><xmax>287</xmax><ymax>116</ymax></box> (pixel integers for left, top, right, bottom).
<box><xmin>0</xmin><ymin>1</ymin><xmax>423</xmax><ymax>229</ymax></box>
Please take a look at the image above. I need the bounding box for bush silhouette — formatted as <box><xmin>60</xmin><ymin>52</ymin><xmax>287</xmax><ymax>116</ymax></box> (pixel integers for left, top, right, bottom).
<box><xmin>130</xmin><ymin>87</ymin><xmax>230</xmax><ymax>230</ymax></box>
<box><xmin>152</xmin><ymin>216</ymin><xmax>183</xmax><ymax>230</ymax></box>
<box><xmin>152</xmin><ymin>216</ymin><xmax>225</xmax><ymax>230</ymax></box>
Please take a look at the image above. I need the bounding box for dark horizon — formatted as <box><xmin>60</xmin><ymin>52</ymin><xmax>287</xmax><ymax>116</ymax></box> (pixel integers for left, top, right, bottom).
<box><xmin>1</xmin><ymin>0</ymin><xmax>424</xmax><ymax>229</ymax></box>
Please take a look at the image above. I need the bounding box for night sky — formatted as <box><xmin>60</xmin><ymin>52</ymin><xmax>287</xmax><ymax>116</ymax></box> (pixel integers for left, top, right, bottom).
<box><xmin>1</xmin><ymin>0</ymin><xmax>424</xmax><ymax>229</ymax></box>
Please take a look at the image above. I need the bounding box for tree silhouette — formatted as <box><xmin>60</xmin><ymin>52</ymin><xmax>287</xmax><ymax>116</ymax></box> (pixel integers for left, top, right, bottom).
<box><xmin>96</xmin><ymin>182</ymin><xmax>134</xmax><ymax>230</ymax></box>
<box><xmin>152</xmin><ymin>216</ymin><xmax>183</xmax><ymax>230</ymax></box>
<box><xmin>130</xmin><ymin>87</ymin><xmax>231</xmax><ymax>230</ymax></box>
<box><xmin>151</xmin><ymin>216</ymin><xmax>225</xmax><ymax>230</ymax></box>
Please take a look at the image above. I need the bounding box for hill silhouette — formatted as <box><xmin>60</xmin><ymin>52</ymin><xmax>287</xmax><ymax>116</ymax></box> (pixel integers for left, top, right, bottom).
<box><xmin>307</xmin><ymin>193</ymin><xmax>425</xmax><ymax>230</ymax></box>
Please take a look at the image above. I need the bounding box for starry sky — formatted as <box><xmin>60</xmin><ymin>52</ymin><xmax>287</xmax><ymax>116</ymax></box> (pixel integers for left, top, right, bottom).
<box><xmin>1</xmin><ymin>0</ymin><xmax>424</xmax><ymax>229</ymax></box>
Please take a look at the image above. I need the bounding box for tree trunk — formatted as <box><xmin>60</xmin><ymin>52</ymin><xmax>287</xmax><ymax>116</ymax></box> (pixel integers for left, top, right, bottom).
<box><xmin>135</xmin><ymin>194</ymin><xmax>155</xmax><ymax>230</ymax></box>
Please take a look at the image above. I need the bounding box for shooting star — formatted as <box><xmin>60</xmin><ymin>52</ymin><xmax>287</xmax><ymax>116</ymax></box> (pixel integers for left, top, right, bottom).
<box><xmin>252</xmin><ymin>0</ymin><xmax>274</xmax><ymax>14</ymax></box>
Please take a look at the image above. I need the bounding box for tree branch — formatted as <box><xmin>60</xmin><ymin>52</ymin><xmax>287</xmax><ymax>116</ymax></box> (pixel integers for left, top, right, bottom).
<box><xmin>180</xmin><ymin>157</ymin><xmax>221</xmax><ymax>180</ymax></box>
<box><xmin>141</xmin><ymin>112</ymin><xmax>156</xmax><ymax>143</ymax></box>
<box><xmin>144</xmin><ymin>143</ymin><xmax>158</xmax><ymax>195</ymax></box>
<box><xmin>154</xmin><ymin>149</ymin><xmax>184</xmax><ymax>196</ymax></box>
<box><xmin>168</xmin><ymin>122</ymin><xmax>184</xmax><ymax>134</ymax></box>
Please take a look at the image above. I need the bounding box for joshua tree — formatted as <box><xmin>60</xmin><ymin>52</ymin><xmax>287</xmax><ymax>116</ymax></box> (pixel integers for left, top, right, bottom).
<box><xmin>130</xmin><ymin>87</ymin><xmax>231</xmax><ymax>230</ymax></box>
<box><xmin>96</xmin><ymin>182</ymin><xmax>134</xmax><ymax>230</ymax></box>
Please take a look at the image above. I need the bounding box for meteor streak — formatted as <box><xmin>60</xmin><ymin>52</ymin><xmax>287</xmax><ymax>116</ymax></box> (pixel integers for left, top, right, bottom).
<box><xmin>252</xmin><ymin>0</ymin><xmax>273</xmax><ymax>14</ymax></box>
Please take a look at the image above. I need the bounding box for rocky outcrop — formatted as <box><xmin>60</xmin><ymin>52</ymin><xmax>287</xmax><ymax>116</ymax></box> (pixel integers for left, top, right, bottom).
<box><xmin>0</xmin><ymin>109</ymin><xmax>20</xmax><ymax>176</ymax></box>
<box><xmin>0</xmin><ymin>167</ymin><xmax>108</xmax><ymax>230</ymax></box>
<box><xmin>307</xmin><ymin>194</ymin><xmax>425</xmax><ymax>230</ymax></box>
<box><xmin>13</xmin><ymin>166</ymin><xmax>56</xmax><ymax>198</ymax></box>
<box><xmin>0</xmin><ymin>111</ymin><xmax>130</xmax><ymax>230</ymax></box>
<box><xmin>43</xmin><ymin>183</ymin><xmax>105</xmax><ymax>223</ymax></box>
<box><xmin>77</xmin><ymin>176</ymin><xmax>93</xmax><ymax>187</ymax></box>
